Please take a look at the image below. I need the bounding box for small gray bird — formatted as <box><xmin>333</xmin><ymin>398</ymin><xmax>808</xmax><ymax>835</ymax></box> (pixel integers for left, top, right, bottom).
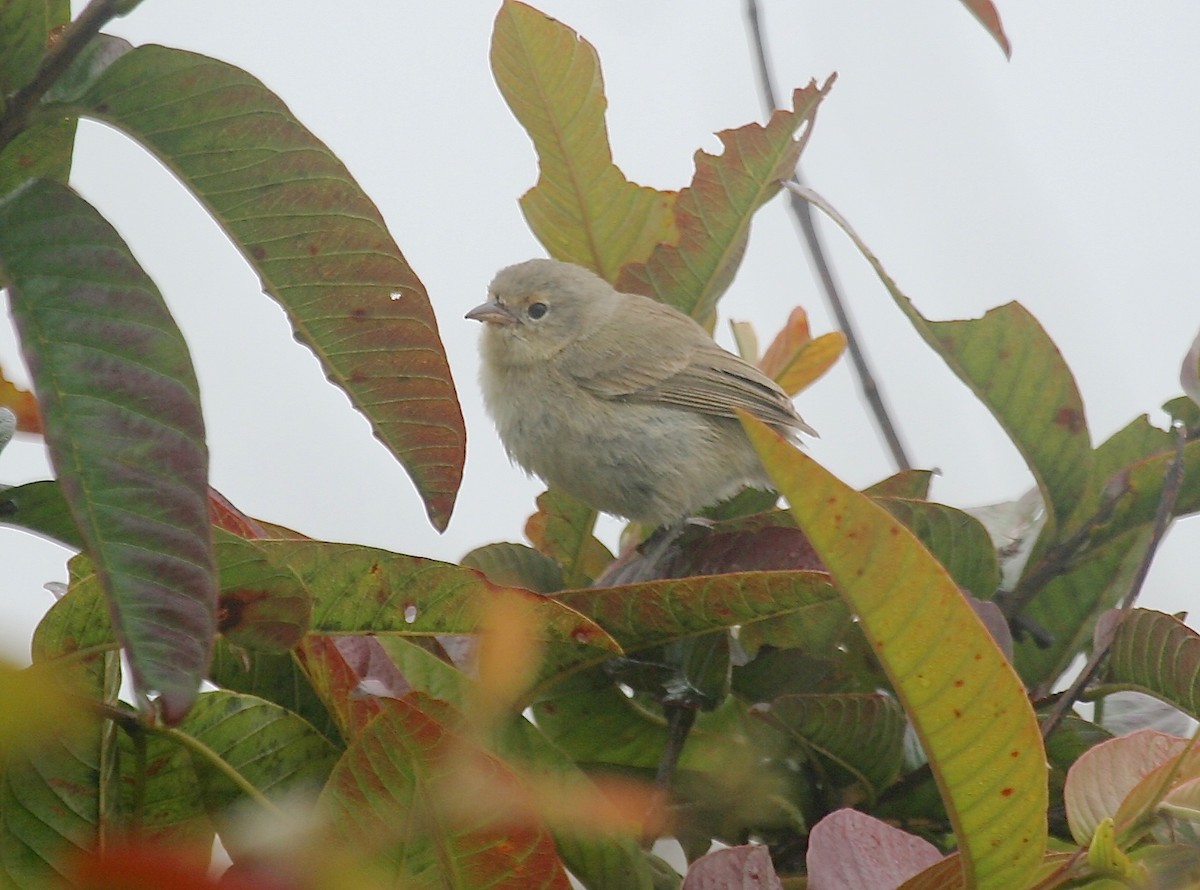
<box><xmin>467</xmin><ymin>259</ymin><xmax>815</xmax><ymax>526</ymax></box>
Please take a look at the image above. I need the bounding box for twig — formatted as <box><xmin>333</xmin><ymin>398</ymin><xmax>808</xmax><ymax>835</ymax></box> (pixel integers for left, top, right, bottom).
<box><xmin>743</xmin><ymin>0</ymin><xmax>912</xmax><ymax>471</ymax></box>
<box><xmin>1039</xmin><ymin>424</ymin><xmax>1188</xmax><ymax>739</ymax></box>
<box><xmin>0</xmin><ymin>0</ymin><xmax>124</xmax><ymax>151</ymax></box>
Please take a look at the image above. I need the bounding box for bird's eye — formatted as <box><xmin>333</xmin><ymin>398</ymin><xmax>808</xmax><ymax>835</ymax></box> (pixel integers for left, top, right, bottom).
<box><xmin>527</xmin><ymin>301</ymin><xmax>549</xmax><ymax>320</ymax></box>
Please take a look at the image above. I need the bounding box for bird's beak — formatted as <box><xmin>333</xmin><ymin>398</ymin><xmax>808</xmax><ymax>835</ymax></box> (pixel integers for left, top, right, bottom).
<box><xmin>465</xmin><ymin>301</ymin><xmax>520</xmax><ymax>325</ymax></box>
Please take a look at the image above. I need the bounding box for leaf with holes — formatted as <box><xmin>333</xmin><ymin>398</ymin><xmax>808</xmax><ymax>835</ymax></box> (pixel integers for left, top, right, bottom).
<box><xmin>0</xmin><ymin>178</ymin><xmax>215</xmax><ymax>722</ymax></box>
<box><xmin>54</xmin><ymin>44</ymin><xmax>464</xmax><ymax>531</ymax></box>
<box><xmin>490</xmin><ymin>1</ymin><xmax>676</xmax><ymax>281</ymax></box>
<box><xmin>743</xmin><ymin>415</ymin><xmax>1047</xmax><ymax>890</ymax></box>
<box><xmin>617</xmin><ymin>81</ymin><xmax>833</xmax><ymax>323</ymax></box>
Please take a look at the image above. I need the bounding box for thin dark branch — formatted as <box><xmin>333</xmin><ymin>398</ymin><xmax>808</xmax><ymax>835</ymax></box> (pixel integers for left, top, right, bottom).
<box><xmin>744</xmin><ymin>0</ymin><xmax>912</xmax><ymax>471</ymax></box>
<box><xmin>1039</xmin><ymin>424</ymin><xmax>1188</xmax><ymax>739</ymax></box>
<box><xmin>0</xmin><ymin>0</ymin><xmax>123</xmax><ymax>151</ymax></box>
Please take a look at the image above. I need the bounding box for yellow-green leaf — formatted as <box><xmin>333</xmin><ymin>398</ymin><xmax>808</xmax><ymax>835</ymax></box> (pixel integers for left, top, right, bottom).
<box><xmin>490</xmin><ymin>0</ymin><xmax>676</xmax><ymax>281</ymax></box>
<box><xmin>742</xmin><ymin>415</ymin><xmax>1047</xmax><ymax>889</ymax></box>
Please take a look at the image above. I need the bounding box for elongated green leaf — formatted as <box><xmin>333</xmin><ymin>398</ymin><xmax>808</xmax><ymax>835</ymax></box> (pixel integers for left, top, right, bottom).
<box><xmin>321</xmin><ymin>695</ymin><xmax>572</xmax><ymax>889</ymax></box>
<box><xmin>756</xmin><ymin>693</ymin><xmax>906</xmax><ymax>798</ymax></box>
<box><xmin>117</xmin><ymin>728</ymin><xmax>214</xmax><ymax>856</ymax></box>
<box><xmin>0</xmin><ymin>178</ymin><xmax>215</xmax><ymax>722</ymax></box>
<box><xmin>1107</xmin><ymin>609</ymin><xmax>1200</xmax><ymax>720</ymax></box>
<box><xmin>783</xmin><ymin>184</ymin><xmax>1092</xmax><ymax>551</ymax></box>
<box><xmin>616</xmin><ymin>80</ymin><xmax>833</xmax><ymax>322</ymax></box>
<box><xmin>550</xmin><ymin>569</ymin><xmax>840</xmax><ymax>691</ymax></box>
<box><xmin>58</xmin><ymin>45</ymin><xmax>464</xmax><ymax>531</ymax></box>
<box><xmin>743</xmin><ymin>415</ymin><xmax>1047</xmax><ymax>889</ymax></box>
<box><xmin>214</xmin><ymin>531</ymin><xmax>312</xmax><ymax>652</ymax></box>
<box><xmin>491</xmin><ymin>1</ymin><xmax>676</xmax><ymax>281</ymax></box>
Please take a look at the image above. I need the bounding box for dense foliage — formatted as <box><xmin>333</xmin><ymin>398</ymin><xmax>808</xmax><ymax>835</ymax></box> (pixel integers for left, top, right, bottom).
<box><xmin>1</xmin><ymin>2</ymin><xmax>1199</xmax><ymax>888</ymax></box>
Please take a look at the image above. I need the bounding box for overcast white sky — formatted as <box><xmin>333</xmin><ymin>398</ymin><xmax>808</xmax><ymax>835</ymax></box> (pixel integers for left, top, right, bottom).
<box><xmin>1</xmin><ymin>1</ymin><xmax>1197</xmax><ymax>662</ymax></box>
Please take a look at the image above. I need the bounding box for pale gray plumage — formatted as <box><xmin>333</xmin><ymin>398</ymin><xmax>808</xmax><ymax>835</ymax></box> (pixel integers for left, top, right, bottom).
<box><xmin>467</xmin><ymin>258</ymin><xmax>815</xmax><ymax>525</ymax></box>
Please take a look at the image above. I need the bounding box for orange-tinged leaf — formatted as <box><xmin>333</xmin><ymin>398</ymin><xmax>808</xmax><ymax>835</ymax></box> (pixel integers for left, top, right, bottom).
<box><xmin>491</xmin><ymin>1</ymin><xmax>676</xmax><ymax>281</ymax></box>
<box><xmin>321</xmin><ymin>695</ymin><xmax>572</xmax><ymax>889</ymax></box>
<box><xmin>616</xmin><ymin>80</ymin><xmax>833</xmax><ymax>322</ymax></box>
<box><xmin>765</xmin><ymin>327</ymin><xmax>846</xmax><ymax>397</ymax></box>
<box><xmin>0</xmin><ymin>363</ymin><xmax>40</xmax><ymax>433</ymax></box>
<box><xmin>757</xmin><ymin>306</ymin><xmax>812</xmax><ymax>377</ymax></box>
<box><xmin>741</xmin><ymin>415</ymin><xmax>1047</xmax><ymax>890</ymax></box>
<box><xmin>958</xmin><ymin>0</ymin><xmax>1012</xmax><ymax>58</ymax></box>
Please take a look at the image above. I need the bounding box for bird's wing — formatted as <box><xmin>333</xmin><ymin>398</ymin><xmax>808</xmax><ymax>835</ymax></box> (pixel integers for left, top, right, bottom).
<box><xmin>565</xmin><ymin>297</ymin><xmax>814</xmax><ymax>435</ymax></box>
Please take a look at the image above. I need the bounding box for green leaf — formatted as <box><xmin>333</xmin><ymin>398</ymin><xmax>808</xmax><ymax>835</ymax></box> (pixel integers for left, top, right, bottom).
<box><xmin>551</xmin><ymin>569</ymin><xmax>840</xmax><ymax>689</ymax></box>
<box><xmin>0</xmin><ymin>0</ymin><xmax>46</xmax><ymax>97</ymax></box>
<box><xmin>320</xmin><ymin>695</ymin><xmax>572</xmax><ymax>889</ymax></box>
<box><xmin>214</xmin><ymin>530</ymin><xmax>312</xmax><ymax>652</ymax></box>
<box><xmin>117</xmin><ymin>728</ymin><xmax>214</xmax><ymax>856</ymax></box>
<box><xmin>524</xmin><ymin>488</ymin><xmax>611</xmax><ymax>588</ymax></box>
<box><xmin>0</xmin><ymin>479</ymin><xmax>82</xmax><ymax>549</ymax></box>
<box><xmin>0</xmin><ymin>178</ymin><xmax>215</xmax><ymax>722</ymax></box>
<box><xmin>877</xmin><ymin>497</ymin><xmax>1001</xmax><ymax>598</ymax></box>
<box><xmin>490</xmin><ymin>1</ymin><xmax>676</xmax><ymax>280</ymax></box>
<box><xmin>755</xmin><ymin>692</ymin><xmax>906</xmax><ymax>799</ymax></box>
<box><xmin>1015</xmin><ymin>527</ymin><xmax>1152</xmax><ymax>689</ymax></box>
<box><xmin>208</xmin><ymin>641</ymin><xmax>341</xmax><ymax>746</ymax></box>
<box><xmin>743</xmin><ymin>415</ymin><xmax>1047</xmax><ymax>889</ymax></box>
<box><xmin>461</xmin><ymin>542</ymin><xmax>565</xmax><ymax>594</ymax></box>
<box><xmin>60</xmin><ymin>44</ymin><xmax>465</xmax><ymax>531</ymax></box>
<box><xmin>496</xmin><ymin>717</ymin><xmax>662</xmax><ymax>890</ymax></box>
<box><xmin>783</xmin><ymin>185</ymin><xmax>1092</xmax><ymax>552</ymax></box>
<box><xmin>616</xmin><ymin>80</ymin><xmax>834</xmax><ymax>322</ymax></box>
<box><xmin>864</xmin><ymin>469</ymin><xmax>934</xmax><ymax>500</ymax></box>
<box><xmin>176</xmin><ymin>690</ymin><xmax>340</xmax><ymax>860</ymax></box>
<box><xmin>1106</xmin><ymin>609</ymin><xmax>1200</xmax><ymax>720</ymax></box>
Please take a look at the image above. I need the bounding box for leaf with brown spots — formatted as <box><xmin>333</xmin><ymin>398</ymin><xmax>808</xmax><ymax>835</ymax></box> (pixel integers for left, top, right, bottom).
<box><xmin>744</xmin><ymin>415</ymin><xmax>1047</xmax><ymax>889</ymax></box>
<box><xmin>56</xmin><ymin>45</ymin><xmax>465</xmax><ymax>531</ymax></box>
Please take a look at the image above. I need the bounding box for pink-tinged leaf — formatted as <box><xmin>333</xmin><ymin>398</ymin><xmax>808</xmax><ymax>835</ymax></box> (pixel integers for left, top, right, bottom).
<box><xmin>807</xmin><ymin>809</ymin><xmax>943</xmax><ymax>890</ymax></box>
<box><xmin>682</xmin><ymin>844</ymin><xmax>781</xmax><ymax>890</ymax></box>
<box><xmin>0</xmin><ymin>178</ymin><xmax>215</xmax><ymax>722</ymax></box>
<box><xmin>490</xmin><ymin>1</ymin><xmax>676</xmax><ymax>281</ymax></box>
<box><xmin>1063</xmin><ymin>728</ymin><xmax>1190</xmax><ymax>845</ymax></box>
<box><xmin>62</xmin><ymin>45</ymin><xmax>464</xmax><ymax>531</ymax></box>
<box><xmin>617</xmin><ymin>81</ymin><xmax>834</xmax><ymax>323</ymax></box>
<box><xmin>958</xmin><ymin>0</ymin><xmax>1012</xmax><ymax>58</ymax></box>
<box><xmin>742</xmin><ymin>416</ymin><xmax>1047</xmax><ymax>889</ymax></box>
<box><xmin>321</xmin><ymin>695</ymin><xmax>572</xmax><ymax>889</ymax></box>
